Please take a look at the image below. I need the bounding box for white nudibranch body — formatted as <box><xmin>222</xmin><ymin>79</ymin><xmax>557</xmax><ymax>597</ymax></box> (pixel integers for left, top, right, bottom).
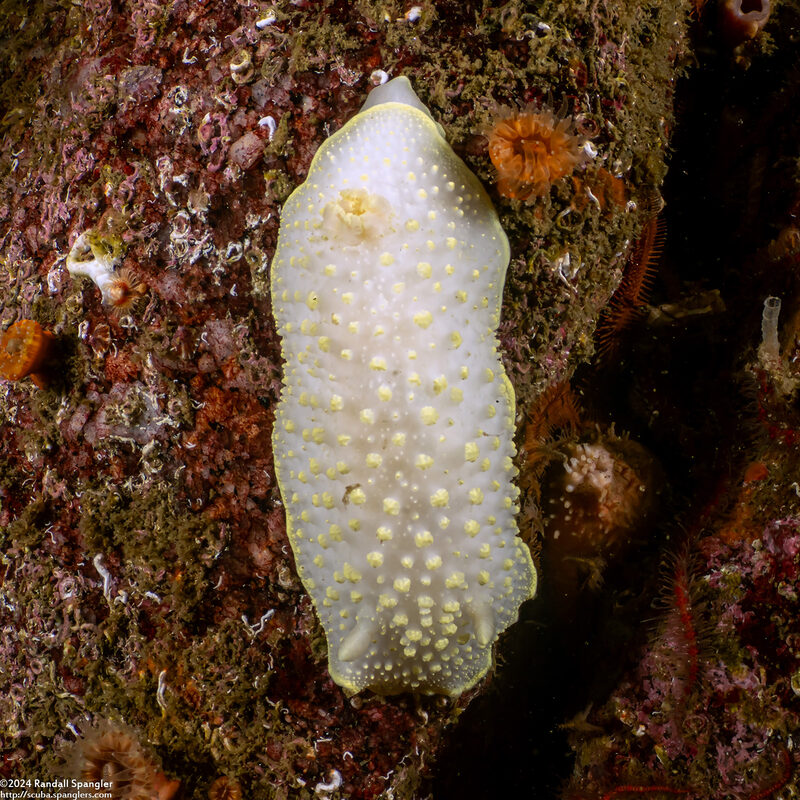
<box><xmin>270</xmin><ymin>77</ymin><xmax>537</xmax><ymax>695</ymax></box>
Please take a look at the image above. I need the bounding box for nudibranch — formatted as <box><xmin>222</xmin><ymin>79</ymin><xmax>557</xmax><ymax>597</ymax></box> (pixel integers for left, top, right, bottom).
<box><xmin>270</xmin><ymin>76</ymin><xmax>537</xmax><ymax>695</ymax></box>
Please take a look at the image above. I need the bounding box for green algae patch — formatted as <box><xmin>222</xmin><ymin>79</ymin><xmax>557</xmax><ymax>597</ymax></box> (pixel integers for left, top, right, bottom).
<box><xmin>2</xmin><ymin>496</ymin><xmax>49</xmax><ymax>550</ymax></box>
<box><xmin>78</xmin><ymin>484</ymin><xmax>223</xmax><ymax>621</ymax></box>
<box><xmin>16</xmin><ymin>482</ymin><xmax>284</xmax><ymax>797</ymax></box>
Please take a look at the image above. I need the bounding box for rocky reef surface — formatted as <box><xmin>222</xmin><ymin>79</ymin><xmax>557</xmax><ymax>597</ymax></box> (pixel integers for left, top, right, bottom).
<box><xmin>1</xmin><ymin>0</ymin><xmax>798</xmax><ymax>799</ymax></box>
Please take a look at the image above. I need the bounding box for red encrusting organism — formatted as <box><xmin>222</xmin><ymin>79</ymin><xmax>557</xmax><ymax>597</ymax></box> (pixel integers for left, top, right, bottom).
<box><xmin>487</xmin><ymin>104</ymin><xmax>584</xmax><ymax>201</ymax></box>
<box><xmin>596</xmin><ymin>212</ymin><xmax>666</xmax><ymax>359</ymax></box>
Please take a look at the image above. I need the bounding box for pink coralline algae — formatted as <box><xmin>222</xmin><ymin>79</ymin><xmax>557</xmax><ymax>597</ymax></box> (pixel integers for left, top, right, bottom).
<box><xmin>564</xmin><ymin>513</ymin><xmax>800</xmax><ymax>800</ymax></box>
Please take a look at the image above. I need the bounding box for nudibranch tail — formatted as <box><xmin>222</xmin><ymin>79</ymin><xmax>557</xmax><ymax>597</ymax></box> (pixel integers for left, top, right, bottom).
<box><xmin>270</xmin><ymin>76</ymin><xmax>536</xmax><ymax>695</ymax></box>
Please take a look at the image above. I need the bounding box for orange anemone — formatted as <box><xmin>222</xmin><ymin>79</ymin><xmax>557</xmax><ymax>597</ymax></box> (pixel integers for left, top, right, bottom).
<box><xmin>488</xmin><ymin>105</ymin><xmax>584</xmax><ymax>201</ymax></box>
<box><xmin>105</xmin><ymin>267</ymin><xmax>147</xmax><ymax>313</ymax></box>
<box><xmin>208</xmin><ymin>776</ymin><xmax>243</xmax><ymax>800</ymax></box>
<box><xmin>0</xmin><ymin>319</ymin><xmax>56</xmax><ymax>388</ymax></box>
<box><xmin>68</xmin><ymin>722</ymin><xmax>180</xmax><ymax>800</ymax></box>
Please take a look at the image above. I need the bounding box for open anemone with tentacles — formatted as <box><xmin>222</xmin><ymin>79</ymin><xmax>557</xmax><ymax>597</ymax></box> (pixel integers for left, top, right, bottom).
<box><xmin>487</xmin><ymin>104</ymin><xmax>585</xmax><ymax>201</ymax></box>
<box><xmin>61</xmin><ymin>721</ymin><xmax>179</xmax><ymax>800</ymax></box>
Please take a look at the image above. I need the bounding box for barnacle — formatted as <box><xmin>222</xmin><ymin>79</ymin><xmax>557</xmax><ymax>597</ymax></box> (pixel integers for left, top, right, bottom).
<box><xmin>67</xmin><ymin>231</ymin><xmax>121</xmax><ymax>305</ymax></box>
<box><xmin>0</xmin><ymin>319</ymin><xmax>56</xmax><ymax>388</ymax></box>
<box><xmin>487</xmin><ymin>105</ymin><xmax>584</xmax><ymax>201</ymax></box>
<box><xmin>66</xmin><ymin>211</ymin><xmax>134</xmax><ymax>307</ymax></box>
<box><xmin>64</xmin><ymin>721</ymin><xmax>179</xmax><ymax>800</ymax></box>
<box><xmin>229</xmin><ymin>49</ymin><xmax>254</xmax><ymax>84</ymax></box>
